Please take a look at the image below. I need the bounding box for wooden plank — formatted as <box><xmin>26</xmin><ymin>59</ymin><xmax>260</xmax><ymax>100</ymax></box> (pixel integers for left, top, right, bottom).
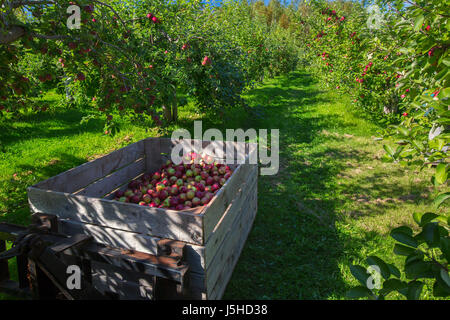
<box><xmin>0</xmin><ymin>240</ymin><xmax>9</xmax><ymax>282</ymax></box>
<box><xmin>204</xmin><ymin>167</ymin><xmax>257</xmax><ymax>268</ymax></box>
<box><xmin>34</xmin><ymin>140</ymin><xmax>145</xmax><ymax>193</ymax></box>
<box><xmin>28</xmin><ymin>187</ymin><xmax>204</xmax><ymax>245</ymax></box>
<box><xmin>186</xmin><ymin>272</ymin><xmax>206</xmax><ymax>300</ymax></box>
<box><xmin>59</xmin><ymin>219</ymin><xmax>206</xmax><ymax>274</ymax></box>
<box><xmin>74</xmin><ymin>158</ymin><xmax>145</xmax><ymax>198</ymax></box>
<box><xmin>202</xmin><ymin>162</ymin><xmax>256</xmax><ymax>239</ymax></box>
<box><xmin>91</xmin><ymin>260</ymin><xmax>154</xmax><ymax>285</ymax></box>
<box><xmin>206</xmin><ymin>185</ymin><xmax>258</xmax><ymax>299</ymax></box>
<box><xmin>143</xmin><ymin>138</ymin><xmax>162</xmax><ymax>173</ymax></box>
<box><xmin>92</xmin><ymin>273</ymin><xmax>153</xmax><ymax>300</ymax></box>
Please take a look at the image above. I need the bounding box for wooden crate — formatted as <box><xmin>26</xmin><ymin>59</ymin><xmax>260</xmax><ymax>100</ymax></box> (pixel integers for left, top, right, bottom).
<box><xmin>27</xmin><ymin>137</ymin><xmax>258</xmax><ymax>300</ymax></box>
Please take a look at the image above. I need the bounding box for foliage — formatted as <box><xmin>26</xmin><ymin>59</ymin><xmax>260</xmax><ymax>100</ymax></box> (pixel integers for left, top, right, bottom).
<box><xmin>0</xmin><ymin>0</ymin><xmax>300</xmax><ymax>125</ymax></box>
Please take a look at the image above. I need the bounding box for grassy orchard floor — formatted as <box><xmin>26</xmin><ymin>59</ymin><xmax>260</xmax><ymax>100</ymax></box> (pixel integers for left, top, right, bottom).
<box><xmin>0</xmin><ymin>70</ymin><xmax>446</xmax><ymax>300</ymax></box>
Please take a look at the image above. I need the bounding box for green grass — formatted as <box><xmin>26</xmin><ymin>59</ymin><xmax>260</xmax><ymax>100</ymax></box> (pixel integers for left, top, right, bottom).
<box><xmin>0</xmin><ymin>70</ymin><xmax>446</xmax><ymax>300</ymax></box>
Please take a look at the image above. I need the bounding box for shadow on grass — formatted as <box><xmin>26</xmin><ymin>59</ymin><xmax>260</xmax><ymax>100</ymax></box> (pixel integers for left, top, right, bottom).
<box><xmin>0</xmin><ymin>152</ymin><xmax>87</xmax><ymax>226</ymax></box>
<box><xmin>221</xmin><ymin>71</ymin><xmax>374</xmax><ymax>299</ymax></box>
<box><xmin>0</xmin><ymin>109</ymin><xmax>105</xmax><ymax>149</ymax></box>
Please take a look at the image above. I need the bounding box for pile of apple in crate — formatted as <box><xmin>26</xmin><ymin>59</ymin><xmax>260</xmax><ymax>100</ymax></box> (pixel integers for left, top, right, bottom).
<box><xmin>113</xmin><ymin>152</ymin><xmax>232</xmax><ymax>210</ymax></box>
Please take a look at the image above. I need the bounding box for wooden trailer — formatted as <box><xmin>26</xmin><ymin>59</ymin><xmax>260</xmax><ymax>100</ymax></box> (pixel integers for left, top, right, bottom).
<box><xmin>13</xmin><ymin>137</ymin><xmax>259</xmax><ymax>300</ymax></box>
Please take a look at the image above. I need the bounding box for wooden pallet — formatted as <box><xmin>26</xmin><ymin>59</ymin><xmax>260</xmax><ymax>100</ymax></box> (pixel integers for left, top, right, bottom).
<box><xmin>27</xmin><ymin>138</ymin><xmax>258</xmax><ymax>299</ymax></box>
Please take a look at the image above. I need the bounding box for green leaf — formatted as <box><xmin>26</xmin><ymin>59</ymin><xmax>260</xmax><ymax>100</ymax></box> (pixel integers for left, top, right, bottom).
<box><xmin>440</xmin><ymin>237</ymin><xmax>450</xmax><ymax>262</ymax></box>
<box><xmin>346</xmin><ymin>286</ymin><xmax>374</xmax><ymax>299</ymax></box>
<box><xmin>391</xmin><ymin>227</ymin><xmax>418</xmax><ymax>248</ymax></box>
<box><xmin>433</xmin><ymin>280</ymin><xmax>450</xmax><ymax>297</ymax></box>
<box><xmin>413</xmin><ymin>15</ymin><xmax>424</xmax><ymax>32</ymax></box>
<box><xmin>380</xmin><ymin>279</ymin><xmax>407</xmax><ymax>295</ymax></box>
<box><xmin>420</xmin><ymin>212</ymin><xmax>439</xmax><ymax>226</ymax></box>
<box><xmin>366</xmin><ymin>256</ymin><xmax>391</xmax><ymax>280</ymax></box>
<box><xmin>405</xmin><ymin>260</ymin><xmax>434</xmax><ymax>279</ymax></box>
<box><xmin>413</xmin><ymin>212</ymin><xmax>423</xmax><ymax>225</ymax></box>
<box><xmin>434</xmin><ymin>192</ymin><xmax>450</xmax><ymax>208</ymax></box>
<box><xmin>440</xmin><ymin>269</ymin><xmax>450</xmax><ymax>288</ymax></box>
<box><xmin>383</xmin><ymin>144</ymin><xmax>395</xmax><ymax>157</ymax></box>
<box><xmin>387</xmin><ymin>263</ymin><xmax>401</xmax><ymax>278</ymax></box>
<box><xmin>435</xmin><ymin>163</ymin><xmax>448</xmax><ymax>185</ymax></box>
<box><xmin>406</xmin><ymin>281</ymin><xmax>424</xmax><ymax>300</ymax></box>
<box><xmin>394</xmin><ymin>243</ymin><xmax>417</xmax><ymax>256</ymax></box>
<box><xmin>349</xmin><ymin>265</ymin><xmax>370</xmax><ymax>287</ymax></box>
<box><xmin>422</xmin><ymin>222</ymin><xmax>440</xmax><ymax>246</ymax></box>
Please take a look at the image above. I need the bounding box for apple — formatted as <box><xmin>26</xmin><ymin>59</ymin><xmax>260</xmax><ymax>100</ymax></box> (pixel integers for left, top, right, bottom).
<box><xmin>162</xmin><ymin>198</ymin><xmax>170</xmax><ymax>208</ymax></box>
<box><xmin>170</xmin><ymin>186</ymin><xmax>179</xmax><ymax>196</ymax></box>
<box><xmin>179</xmin><ymin>193</ymin><xmax>187</xmax><ymax>201</ymax></box>
<box><xmin>206</xmin><ymin>177</ymin><xmax>214</xmax><ymax>186</ymax></box>
<box><xmin>186</xmin><ymin>190</ymin><xmax>195</xmax><ymax>200</ymax></box>
<box><xmin>201</xmin><ymin>172</ymin><xmax>209</xmax><ymax>180</ymax></box>
<box><xmin>131</xmin><ymin>195</ymin><xmax>140</xmax><ymax>203</ymax></box>
<box><xmin>195</xmin><ymin>191</ymin><xmax>204</xmax><ymax>199</ymax></box>
<box><xmin>176</xmin><ymin>204</ymin><xmax>184</xmax><ymax>210</ymax></box>
<box><xmin>142</xmin><ymin>194</ymin><xmax>151</xmax><ymax>203</ymax></box>
<box><xmin>184</xmin><ymin>201</ymin><xmax>192</xmax><ymax>207</ymax></box>
<box><xmin>192</xmin><ymin>197</ymin><xmax>201</xmax><ymax>206</ymax></box>
<box><xmin>167</xmin><ymin>167</ymin><xmax>176</xmax><ymax>176</ymax></box>
<box><xmin>169</xmin><ymin>197</ymin><xmax>179</xmax><ymax>207</ymax></box>
<box><xmin>201</xmin><ymin>196</ymin><xmax>210</xmax><ymax>205</ymax></box>
<box><xmin>77</xmin><ymin>72</ymin><xmax>86</xmax><ymax>81</ymax></box>
<box><xmin>195</xmin><ymin>175</ymin><xmax>202</xmax><ymax>182</ymax></box>
<box><xmin>156</xmin><ymin>183</ymin><xmax>165</xmax><ymax>192</ymax></box>
<box><xmin>115</xmin><ymin>190</ymin><xmax>124</xmax><ymax>198</ymax></box>
<box><xmin>124</xmin><ymin>189</ymin><xmax>134</xmax><ymax>197</ymax></box>
<box><xmin>159</xmin><ymin>190</ymin><xmax>169</xmax><ymax>200</ymax></box>
<box><xmin>180</xmin><ymin>186</ymin><xmax>188</xmax><ymax>194</ymax></box>
<box><xmin>152</xmin><ymin>172</ymin><xmax>161</xmax><ymax>180</ymax></box>
<box><xmin>118</xmin><ymin>196</ymin><xmax>127</xmax><ymax>202</ymax></box>
<box><xmin>186</xmin><ymin>169</ymin><xmax>193</xmax><ymax>177</ymax></box>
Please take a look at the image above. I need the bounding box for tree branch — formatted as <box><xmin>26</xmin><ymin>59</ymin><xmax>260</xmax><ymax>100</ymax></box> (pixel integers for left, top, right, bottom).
<box><xmin>92</xmin><ymin>0</ymin><xmax>127</xmax><ymax>30</ymax></box>
<box><xmin>10</xmin><ymin>1</ymin><xmax>55</xmax><ymax>9</ymax></box>
<box><xmin>0</xmin><ymin>25</ymin><xmax>25</xmax><ymax>44</ymax></box>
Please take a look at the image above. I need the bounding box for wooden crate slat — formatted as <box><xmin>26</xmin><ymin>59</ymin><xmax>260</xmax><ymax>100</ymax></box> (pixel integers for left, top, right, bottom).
<box><xmin>202</xmin><ymin>163</ymin><xmax>255</xmax><ymax>238</ymax></box>
<box><xmin>34</xmin><ymin>140</ymin><xmax>145</xmax><ymax>193</ymax></box>
<box><xmin>92</xmin><ymin>273</ymin><xmax>153</xmax><ymax>300</ymax></box>
<box><xmin>203</xmin><ymin>167</ymin><xmax>257</xmax><ymax>268</ymax></box>
<box><xmin>28</xmin><ymin>187</ymin><xmax>204</xmax><ymax>245</ymax></box>
<box><xmin>59</xmin><ymin>219</ymin><xmax>206</xmax><ymax>274</ymax></box>
<box><xmin>144</xmin><ymin>138</ymin><xmax>162</xmax><ymax>173</ymax></box>
<box><xmin>186</xmin><ymin>272</ymin><xmax>206</xmax><ymax>300</ymax></box>
<box><xmin>207</xmin><ymin>186</ymin><xmax>258</xmax><ymax>299</ymax></box>
<box><xmin>74</xmin><ymin>158</ymin><xmax>145</xmax><ymax>198</ymax></box>
<box><xmin>59</xmin><ymin>219</ymin><xmax>159</xmax><ymax>255</ymax></box>
<box><xmin>206</xmin><ymin>188</ymin><xmax>257</xmax><ymax>299</ymax></box>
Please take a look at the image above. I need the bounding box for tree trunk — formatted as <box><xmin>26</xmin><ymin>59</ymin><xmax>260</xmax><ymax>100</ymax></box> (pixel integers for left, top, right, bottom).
<box><xmin>0</xmin><ymin>26</ymin><xmax>25</xmax><ymax>44</ymax></box>
<box><xmin>172</xmin><ymin>92</ymin><xmax>178</xmax><ymax>122</ymax></box>
<box><xmin>163</xmin><ymin>104</ymin><xmax>172</xmax><ymax>122</ymax></box>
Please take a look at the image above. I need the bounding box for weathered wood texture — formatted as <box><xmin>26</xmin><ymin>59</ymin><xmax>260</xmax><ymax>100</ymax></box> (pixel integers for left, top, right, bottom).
<box><xmin>27</xmin><ymin>138</ymin><xmax>258</xmax><ymax>300</ymax></box>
